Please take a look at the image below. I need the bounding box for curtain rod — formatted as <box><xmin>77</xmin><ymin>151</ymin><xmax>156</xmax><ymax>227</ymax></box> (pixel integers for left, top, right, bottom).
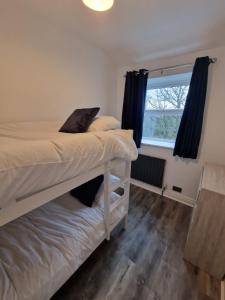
<box><xmin>124</xmin><ymin>57</ymin><xmax>217</xmax><ymax>76</ymax></box>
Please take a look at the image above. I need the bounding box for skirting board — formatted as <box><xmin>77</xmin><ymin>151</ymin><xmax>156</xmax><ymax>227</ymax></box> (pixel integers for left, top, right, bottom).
<box><xmin>131</xmin><ymin>179</ymin><xmax>195</xmax><ymax>208</ymax></box>
<box><xmin>165</xmin><ymin>189</ymin><xmax>195</xmax><ymax>207</ymax></box>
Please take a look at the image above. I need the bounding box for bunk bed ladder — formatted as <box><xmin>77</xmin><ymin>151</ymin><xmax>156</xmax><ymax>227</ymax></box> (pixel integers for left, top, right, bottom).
<box><xmin>103</xmin><ymin>160</ymin><xmax>131</xmax><ymax>241</ymax></box>
<box><xmin>104</xmin><ymin>162</ymin><xmax>111</xmax><ymax>240</ymax></box>
<box><xmin>123</xmin><ymin>160</ymin><xmax>131</xmax><ymax>229</ymax></box>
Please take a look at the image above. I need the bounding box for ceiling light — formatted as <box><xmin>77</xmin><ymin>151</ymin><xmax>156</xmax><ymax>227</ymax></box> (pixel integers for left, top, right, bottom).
<box><xmin>82</xmin><ymin>0</ymin><xmax>114</xmax><ymax>11</ymax></box>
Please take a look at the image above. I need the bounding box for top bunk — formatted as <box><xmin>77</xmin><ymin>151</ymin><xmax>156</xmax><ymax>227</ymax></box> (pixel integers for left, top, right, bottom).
<box><xmin>0</xmin><ymin>121</ymin><xmax>138</xmax><ymax>226</ymax></box>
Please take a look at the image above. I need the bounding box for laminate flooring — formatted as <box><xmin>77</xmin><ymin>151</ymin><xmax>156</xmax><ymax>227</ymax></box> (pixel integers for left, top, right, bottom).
<box><xmin>52</xmin><ymin>185</ymin><xmax>220</xmax><ymax>300</ymax></box>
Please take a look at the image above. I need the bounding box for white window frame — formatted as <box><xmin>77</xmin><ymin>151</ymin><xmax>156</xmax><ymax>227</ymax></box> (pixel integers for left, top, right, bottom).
<box><xmin>142</xmin><ymin>72</ymin><xmax>192</xmax><ymax>149</ymax></box>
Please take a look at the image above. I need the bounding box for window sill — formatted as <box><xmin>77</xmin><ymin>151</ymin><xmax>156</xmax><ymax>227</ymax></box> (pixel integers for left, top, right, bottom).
<box><xmin>141</xmin><ymin>138</ymin><xmax>175</xmax><ymax>150</ymax></box>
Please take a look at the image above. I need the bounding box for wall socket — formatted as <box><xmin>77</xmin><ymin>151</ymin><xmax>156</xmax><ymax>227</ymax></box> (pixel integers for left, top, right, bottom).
<box><xmin>172</xmin><ymin>186</ymin><xmax>182</xmax><ymax>193</ymax></box>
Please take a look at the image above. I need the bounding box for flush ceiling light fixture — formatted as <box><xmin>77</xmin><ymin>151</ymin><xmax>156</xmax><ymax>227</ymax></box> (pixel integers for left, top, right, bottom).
<box><xmin>82</xmin><ymin>0</ymin><xmax>114</xmax><ymax>11</ymax></box>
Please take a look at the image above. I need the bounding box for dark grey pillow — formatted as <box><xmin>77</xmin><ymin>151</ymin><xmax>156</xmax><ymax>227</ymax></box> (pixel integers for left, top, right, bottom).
<box><xmin>59</xmin><ymin>107</ymin><xmax>100</xmax><ymax>133</ymax></box>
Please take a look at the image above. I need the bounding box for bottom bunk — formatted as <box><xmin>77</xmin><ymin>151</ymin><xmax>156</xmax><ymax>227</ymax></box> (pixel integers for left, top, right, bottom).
<box><xmin>0</xmin><ymin>180</ymin><xmax>127</xmax><ymax>300</ymax></box>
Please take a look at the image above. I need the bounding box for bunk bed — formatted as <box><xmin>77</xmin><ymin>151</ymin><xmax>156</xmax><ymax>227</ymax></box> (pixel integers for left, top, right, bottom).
<box><xmin>0</xmin><ymin>121</ymin><xmax>138</xmax><ymax>300</ymax></box>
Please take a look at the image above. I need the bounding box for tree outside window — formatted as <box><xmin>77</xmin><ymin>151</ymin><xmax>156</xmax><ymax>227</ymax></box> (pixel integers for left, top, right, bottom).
<box><xmin>142</xmin><ymin>73</ymin><xmax>191</xmax><ymax>145</ymax></box>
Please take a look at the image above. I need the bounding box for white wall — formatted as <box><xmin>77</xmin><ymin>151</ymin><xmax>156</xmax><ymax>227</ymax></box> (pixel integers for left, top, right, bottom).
<box><xmin>0</xmin><ymin>5</ymin><xmax>115</xmax><ymax>122</ymax></box>
<box><xmin>2</xmin><ymin>3</ymin><xmax>225</xmax><ymax>205</ymax></box>
<box><xmin>116</xmin><ymin>45</ymin><xmax>225</xmax><ymax>204</ymax></box>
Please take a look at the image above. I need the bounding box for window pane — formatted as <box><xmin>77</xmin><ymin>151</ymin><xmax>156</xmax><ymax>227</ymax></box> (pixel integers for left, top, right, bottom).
<box><xmin>143</xmin><ymin>73</ymin><xmax>192</xmax><ymax>144</ymax></box>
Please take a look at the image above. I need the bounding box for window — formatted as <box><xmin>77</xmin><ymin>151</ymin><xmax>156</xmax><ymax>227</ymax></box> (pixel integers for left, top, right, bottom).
<box><xmin>142</xmin><ymin>72</ymin><xmax>192</xmax><ymax>148</ymax></box>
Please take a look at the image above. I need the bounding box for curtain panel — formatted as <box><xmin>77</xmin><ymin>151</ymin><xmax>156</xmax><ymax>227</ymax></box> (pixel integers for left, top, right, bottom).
<box><xmin>173</xmin><ymin>56</ymin><xmax>210</xmax><ymax>159</ymax></box>
<box><xmin>122</xmin><ymin>69</ymin><xmax>149</xmax><ymax>148</ymax></box>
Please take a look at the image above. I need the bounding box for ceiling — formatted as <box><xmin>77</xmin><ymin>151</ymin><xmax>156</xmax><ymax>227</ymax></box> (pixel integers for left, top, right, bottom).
<box><xmin>2</xmin><ymin>0</ymin><xmax>225</xmax><ymax>65</ymax></box>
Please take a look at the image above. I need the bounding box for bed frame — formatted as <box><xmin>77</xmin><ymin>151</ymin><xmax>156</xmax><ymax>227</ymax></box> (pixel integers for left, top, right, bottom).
<box><xmin>0</xmin><ymin>159</ymin><xmax>131</xmax><ymax>240</ymax></box>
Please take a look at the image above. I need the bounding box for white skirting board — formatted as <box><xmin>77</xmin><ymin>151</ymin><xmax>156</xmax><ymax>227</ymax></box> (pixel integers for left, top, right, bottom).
<box><xmin>131</xmin><ymin>179</ymin><xmax>195</xmax><ymax>207</ymax></box>
<box><xmin>165</xmin><ymin>189</ymin><xmax>195</xmax><ymax>207</ymax></box>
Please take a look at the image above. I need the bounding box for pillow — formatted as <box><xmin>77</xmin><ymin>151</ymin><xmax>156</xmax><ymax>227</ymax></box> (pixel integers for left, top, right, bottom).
<box><xmin>88</xmin><ymin>116</ymin><xmax>121</xmax><ymax>132</ymax></box>
<box><xmin>59</xmin><ymin>107</ymin><xmax>100</xmax><ymax>133</ymax></box>
<box><xmin>70</xmin><ymin>175</ymin><xmax>104</xmax><ymax>207</ymax></box>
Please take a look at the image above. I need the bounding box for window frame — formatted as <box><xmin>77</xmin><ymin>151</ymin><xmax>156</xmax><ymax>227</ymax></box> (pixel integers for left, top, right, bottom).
<box><xmin>142</xmin><ymin>71</ymin><xmax>192</xmax><ymax>149</ymax></box>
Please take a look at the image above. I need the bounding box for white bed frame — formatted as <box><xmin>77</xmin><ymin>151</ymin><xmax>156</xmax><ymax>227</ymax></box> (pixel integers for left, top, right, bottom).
<box><xmin>0</xmin><ymin>158</ymin><xmax>131</xmax><ymax>240</ymax></box>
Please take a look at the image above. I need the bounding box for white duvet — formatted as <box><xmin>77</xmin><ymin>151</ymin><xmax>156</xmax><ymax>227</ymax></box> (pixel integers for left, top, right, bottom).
<box><xmin>0</xmin><ymin>121</ymin><xmax>138</xmax><ymax>209</ymax></box>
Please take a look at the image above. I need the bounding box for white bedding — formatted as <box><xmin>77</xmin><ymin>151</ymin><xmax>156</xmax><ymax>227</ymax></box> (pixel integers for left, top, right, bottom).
<box><xmin>0</xmin><ymin>121</ymin><xmax>137</xmax><ymax>209</ymax></box>
<box><xmin>0</xmin><ymin>191</ymin><xmax>125</xmax><ymax>300</ymax></box>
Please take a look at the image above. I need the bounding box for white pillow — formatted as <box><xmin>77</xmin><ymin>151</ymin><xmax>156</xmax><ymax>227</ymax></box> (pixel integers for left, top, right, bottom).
<box><xmin>88</xmin><ymin>116</ymin><xmax>121</xmax><ymax>132</ymax></box>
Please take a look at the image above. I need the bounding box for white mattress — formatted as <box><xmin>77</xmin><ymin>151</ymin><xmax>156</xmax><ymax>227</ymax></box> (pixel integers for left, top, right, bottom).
<box><xmin>0</xmin><ymin>121</ymin><xmax>137</xmax><ymax>209</ymax></box>
<box><xmin>0</xmin><ymin>191</ymin><xmax>125</xmax><ymax>300</ymax></box>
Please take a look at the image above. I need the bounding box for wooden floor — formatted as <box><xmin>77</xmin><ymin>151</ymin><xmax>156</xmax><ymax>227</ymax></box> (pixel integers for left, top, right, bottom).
<box><xmin>52</xmin><ymin>185</ymin><xmax>220</xmax><ymax>300</ymax></box>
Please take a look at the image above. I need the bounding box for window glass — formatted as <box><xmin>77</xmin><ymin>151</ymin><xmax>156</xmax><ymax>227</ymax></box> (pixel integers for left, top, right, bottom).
<box><xmin>142</xmin><ymin>72</ymin><xmax>192</xmax><ymax>147</ymax></box>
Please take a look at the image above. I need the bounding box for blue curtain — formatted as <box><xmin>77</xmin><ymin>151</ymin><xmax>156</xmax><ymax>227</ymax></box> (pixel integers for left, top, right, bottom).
<box><xmin>122</xmin><ymin>69</ymin><xmax>149</xmax><ymax>148</ymax></box>
<box><xmin>173</xmin><ymin>56</ymin><xmax>210</xmax><ymax>159</ymax></box>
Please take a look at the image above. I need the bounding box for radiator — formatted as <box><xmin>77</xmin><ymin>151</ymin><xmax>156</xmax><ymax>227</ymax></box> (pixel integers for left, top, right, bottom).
<box><xmin>131</xmin><ymin>154</ymin><xmax>166</xmax><ymax>188</ymax></box>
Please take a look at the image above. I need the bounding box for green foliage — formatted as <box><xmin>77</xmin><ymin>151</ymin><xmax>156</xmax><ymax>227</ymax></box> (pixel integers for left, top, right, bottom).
<box><xmin>143</xmin><ymin>112</ymin><xmax>182</xmax><ymax>141</ymax></box>
<box><xmin>154</xmin><ymin>115</ymin><xmax>181</xmax><ymax>140</ymax></box>
<box><xmin>143</xmin><ymin>85</ymin><xmax>188</xmax><ymax>142</ymax></box>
